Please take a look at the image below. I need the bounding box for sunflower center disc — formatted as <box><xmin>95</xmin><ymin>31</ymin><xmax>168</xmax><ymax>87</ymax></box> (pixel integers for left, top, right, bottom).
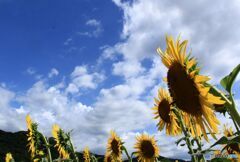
<box><xmin>140</xmin><ymin>140</ymin><xmax>155</xmax><ymax>158</ymax></box>
<box><xmin>167</xmin><ymin>62</ymin><xmax>201</xmax><ymax>115</ymax></box>
<box><xmin>158</xmin><ymin>99</ymin><xmax>171</xmax><ymax>123</ymax></box>
<box><xmin>111</xmin><ymin>139</ymin><xmax>120</xmax><ymax>155</ymax></box>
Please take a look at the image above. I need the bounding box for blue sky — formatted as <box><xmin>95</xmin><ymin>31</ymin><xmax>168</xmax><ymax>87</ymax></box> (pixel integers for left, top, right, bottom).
<box><xmin>0</xmin><ymin>0</ymin><xmax>121</xmax><ymax>92</ymax></box>
<box><xmin>0</xmin><ymin>0</ymin><xmax>240</xmax><ymax>160</ymax></box>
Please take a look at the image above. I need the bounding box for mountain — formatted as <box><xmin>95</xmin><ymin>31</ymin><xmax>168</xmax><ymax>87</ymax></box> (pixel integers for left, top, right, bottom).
<box><xmin>0</xmin><ymin>130</ymin><xmax>186</xmax><ymax>162</ymax></box>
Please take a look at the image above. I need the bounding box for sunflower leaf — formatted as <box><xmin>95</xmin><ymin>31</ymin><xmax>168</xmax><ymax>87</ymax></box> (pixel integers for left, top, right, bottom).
<box><xmin>220</xmin><ymin>64</ymin><xmax>240</xmax><ymax>93</ymax></box>
<box><xmin>175</xmin><ymin>137</ymin><xmax>186</xmax><ymax>146</ymax></box>
<box><xmin>210</xmin><ymin>136</ymin><xmax>229</xmax><ymax>148</ymax></box>
<box><xmin>221</xmin><ymin>135</ymin><xmax>240</xmax><ymax>153</ymax></box>
<box><xmin>210</xmin><ymin>135</ymin><xmax>240</xmax><ymax>149</ymax></box>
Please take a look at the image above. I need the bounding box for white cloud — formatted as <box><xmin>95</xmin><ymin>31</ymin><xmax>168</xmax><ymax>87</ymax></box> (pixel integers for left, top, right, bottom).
<box><xmin>0</xmin><ymin>86</ymin><xmax>25</xmax><ymax>131</ymax></box>
<box><xmin>78</xmin><ymin>19</ymin><xmax>103</xmax><ymax>38</ymax></box>
<box><xmin>48</xmin><ymin>68</ymin><xmax>59</xmax><ymax>78</ymax></box>
<box><xmin>113</xmin><ymin>60</ymin><xmax>146</xmax><ymax>78</ymax></box>
<box><xmin>86</xmin><ymin>19</ymin><xmax>101</xmax><ymax>27</ymax></box>
<box><xmin>108</xmin><ymin>0</ymin><xmax>240</xmax><ymax>82</ymax></box>
<box><xmin>66</xmin><ymin>65</ymin><xmax>105</xmax><ymax>94</ymax></box>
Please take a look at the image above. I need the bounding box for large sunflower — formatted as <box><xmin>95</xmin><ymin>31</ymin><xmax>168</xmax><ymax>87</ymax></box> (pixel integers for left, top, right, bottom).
<box><xmin>52</xmin><ymin>124</ymin><xmax>70</xmax><ymax>159</ymax></box>
<box><xmin>134</xmin><ymin>134</ymin><xmax>159</xmax><ymax>162</ymax></box>
<box><xmin>152</xmin><ymin>88</ymin><xmax>181</xmax><ymax>136</ymax></box>
<box><xmin>157</xmin><ymin>36</ymin><xmax>225</xmax><ymax>141</ymax></box>
<box><xmin>223</xmin><ymin>125</ymin><xmax>240</xmax><ymax>158</ymax></box>
<box><xmin>106</xmin><ymin>130</ymin><xmax>123</xmax><ymax>162</ymax></box>
<box><xmin>83</xmin><ymin>147</ymin><xmax>91</xmax><ymax>162</ymax></box>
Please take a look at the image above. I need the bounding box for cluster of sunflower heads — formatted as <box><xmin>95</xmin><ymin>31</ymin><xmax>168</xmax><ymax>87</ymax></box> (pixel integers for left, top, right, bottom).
<box><xmin>25</xmin><ymin>115</ymin><xmax>79</xmax><ymax>162</ymax></box>
<box><xmin>152</xmin><ymin>35</ymin><xmax>240</xmax><ymax>161</ymax></box>
<box><xmin>105</xmin><ymin>130</ymin><xmax>159</xmax><ymax>162</ymax></box>
<box><xmin>6</xmin><ymin>35</ymin><xmax>239</xmax><ymax>162</ymax></box>
<box><xmin>155</xmin><ymin>35</ymin><xmax>226</xmax><ymax>141</ymax></box>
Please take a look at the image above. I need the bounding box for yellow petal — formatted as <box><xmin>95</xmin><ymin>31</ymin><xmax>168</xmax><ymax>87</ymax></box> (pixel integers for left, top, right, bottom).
<box><xmin>195</xmin><ymin>75</ymin><xmax>210</xmax><ymax>83</ymax></box>
<box><xmin>207</xmin><ymin>93</ymin><xmax>225</xmax><ymax>104</ymax></box>
<box><xmin>199</xmin><ymin>87</ymin><xmax>210</xmax><ymax>96</ymax></box>
<box><xmin>186</xmin><ymin>59</ymin><xmax>196</xmax><ymax>70</ymax></box>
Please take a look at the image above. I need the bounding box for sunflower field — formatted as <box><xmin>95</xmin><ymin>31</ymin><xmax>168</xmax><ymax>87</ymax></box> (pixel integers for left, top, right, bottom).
<box><xmin>3</xmin><ymin>36</ymin><xmax>240</xmax><ymax>162</ymax></box>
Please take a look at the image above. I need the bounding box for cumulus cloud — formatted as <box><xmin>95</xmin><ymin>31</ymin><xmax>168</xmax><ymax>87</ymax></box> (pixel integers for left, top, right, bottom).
<box><xmin>66</xmin><ymin>65</ymin><xmax>105</xmax><ymax>94</ymax></box>
<box><xmin>0</xmin><ymin>78</ymin><xmax>155</xmax><ymax>156</ymax></box>
<box><xmin>108</xmin><ymin>0</ymin><xmax>240</xmax><ymax>82</ymax></box>
<box><xmin>0</xmin><ymin>86</ymin><xmax>25</xmax><ymax>131</ymax></box>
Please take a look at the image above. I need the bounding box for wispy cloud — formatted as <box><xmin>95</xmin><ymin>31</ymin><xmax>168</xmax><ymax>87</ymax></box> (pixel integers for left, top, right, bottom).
<box><xmin>63</xmin><ymin>38</ymin><xmax>73</xmax><ymax>46</ymax></box>
<box><xmin>48</xmin><ymin>68</ymin><xmax>59</xmax><ymax>78</ymax></box>
<box><xmin>77</xmin><ymin>19</ymin><xmax>103</xmax><ymax>38</ymax></box>
<box><xmin>26</xmin><ymin>67</ymin><xmax>42</xmax><ymax>80</ymax></box>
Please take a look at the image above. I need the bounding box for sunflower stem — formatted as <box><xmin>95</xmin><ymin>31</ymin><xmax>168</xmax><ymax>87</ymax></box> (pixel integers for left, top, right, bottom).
<box><xmin>232</xmin><ymin>116</ymin><xmax>240</xmax><ymax>133</ymax></box>
<box><xmin>69</xmin><ymin>137</ymin><xmax>79</xmax><ymax>162</ymax></box>
<box><xmin>173</xmin><ymin>109</ymin><xmax>197</xmax><ymax>162</ymax></box>
<box><xmin>190</xmin><ymin>118</ymin><xmax>206</xmax><ymax>162</ymax></box>
<box><xmin>228</xmin><ymin>94</ymin><xmax>240</xmax><ymax>132</ymax></box>
<box><xmin>91</xmin><ymin>155</ymin><xmax>98</xmax><ymax>162</ymax></box>
<box><xmin>40</xmin><ymin>133</ymin><xmax>52</xmax><ymax>162</ymax></box>
<box><xmin>121</xmin><ymin>146</ymin><xmax>132</xmax><ymax>162</ymax></box>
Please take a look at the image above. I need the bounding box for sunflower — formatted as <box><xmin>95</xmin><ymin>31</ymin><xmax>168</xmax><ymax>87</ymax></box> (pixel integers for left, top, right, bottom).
<box><xmin>223</xmin><ymin>125</ymin><xmax>240</xmax><ymax>158</ymax></box>
<box><xmin>52</xmin><ymin>124</ymin><xmax>70</xmax><ymax>159</ymax></box>
<box><xmin>26</xmin><ymin>115</ymin><xmax>42</xmax><ymax>159</ymax></box>
<box><xmin>104</xmin><ymin>153</ymin><xmax>113</xmax><ymax>162</ymax></box>
<box><xmin>26</xmin><ymin>115</ymin><xmax>35</xmax><ymax>157</ymax></box>
<box><xmin>134</xmin><ymin>134</ymin><xmax>159</xmax><ymax>162</ymax></box>
<box><xmin>157</xmin><ymin>35</ymin><xmax>225</xmax><ymax>141</ymax></box>
<box><xmin>152</xmin><ymin>88</ymin><xmax>181</xmax><ymax>136</ymax></box>
<box><xmin>106</xmin><ymin>130</ymin><xmax>123</xmax><ymax>162</ymax></box>
<box><xmin>5</xmin><ymin>153</ymin><xmax>14</xmax><ymax>162</ymax></box>
<box><xmin>83</xmin><ymin>147</ymin><xmax>91</xmax><ymax>162</ymax></box>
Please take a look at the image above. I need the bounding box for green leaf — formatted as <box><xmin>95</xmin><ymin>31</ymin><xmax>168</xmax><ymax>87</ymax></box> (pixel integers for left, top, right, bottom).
<box><xmin>220</xmin><ymin>64</ymin><xmax>240</xmax><ymax>93</ymax></box>
<box><xmin>175</xmin><ymin>136</ymin><xmax>186</xmax><ymax>146</ymax></box>
<box><xmin>210</xmin><ymin>135</ymin><xmax>240</xmax><ymax>149</ymax></box>
<box><xmin>210</xmin><ymin>136</ymin><xmax>229</xmax><ymax>148</ymax></box>
<box><xmin>221</xmin><ymin>135</ymin><xmax>240</xmax><ymax>152</ymax></box>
